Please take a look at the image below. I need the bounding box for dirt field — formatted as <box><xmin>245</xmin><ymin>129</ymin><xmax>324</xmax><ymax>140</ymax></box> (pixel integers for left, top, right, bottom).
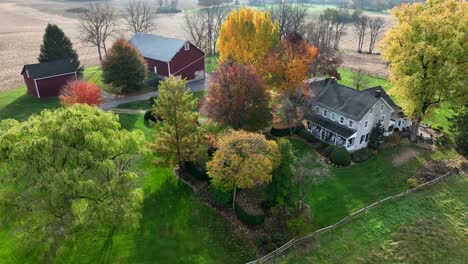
<box><xmin>0</xmin><ymin>0</ymin><xmax>390</xmax><ymax>92</ymax></box>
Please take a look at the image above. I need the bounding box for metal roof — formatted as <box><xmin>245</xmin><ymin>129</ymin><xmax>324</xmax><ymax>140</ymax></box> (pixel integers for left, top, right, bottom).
<box><xmin>129</xmin><ymin>33</ymin><xmax>187</xmax><ymax>62</ymax></box>
<box><xmin>21</xmin><ymin>60</ymin><xmax>76</xmax><ymax>79</ymax></box>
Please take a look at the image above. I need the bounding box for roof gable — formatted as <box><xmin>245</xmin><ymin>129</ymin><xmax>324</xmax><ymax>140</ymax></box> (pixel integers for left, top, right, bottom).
<box><xmin>362</xmin><ymin>86</ymin><xmax>400</xmax><ymax>111</ymax></box>
<box><xmin>129</xmin><ymin>33</ymin><xmax>187</xmax><ymax>62</ymax></box>
<box><xmin>21</xmin><ymin>59</ymin><xmax>76</xmax><ymax>79</ymax></box>
<box><xmin>308</xmin><ymin>78</ymin><xmax>380</xmax><ymax>121</ymax></box>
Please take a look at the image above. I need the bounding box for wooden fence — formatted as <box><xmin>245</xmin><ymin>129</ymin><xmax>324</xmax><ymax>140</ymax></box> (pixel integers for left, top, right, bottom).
<box><xmin>245</xmin><ymin>171</ymin><xmax>453</xmax><ymax>264</ymax></box>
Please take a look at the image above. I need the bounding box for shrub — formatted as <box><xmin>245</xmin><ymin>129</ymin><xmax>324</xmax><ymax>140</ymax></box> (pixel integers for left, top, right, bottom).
<box><xmin>144</xmin><ymin>110</ymin><xmax>157</xmax><ymax>123</ymax></box>
<box><xmin>351</xmin><ymin>148</ymin><xmax>374</xmax><ymax>163</ymax></box>
<box><xmin>148</xmin><ymin>96</ymin><xmax>158</xmax><ymax>106</ymax></box>
<box><xmin>209</xmin><ymin>185</ymin><xmax>231</xmax><ymax>208</ymax></box>
<box><xmin>297</xmin><ymin>129</ymin><xmax>318</xmax><ymax>143</ymax></box>
<box><xmin>145</xmin><ymin>73</ymin><xmax>161</xmax><ymax>88</ymax></box>
<box><xmin>386</xmin><ymin>133</ymin><xmax>401</xmax><ymax>144</ymax></box>
<box><xmin>407</xmin><ymin>178</ymin><xmax>419</xmax><ymax>188</ymax></box>
<box><xmin>184</xmin><ymin>161</ymin><xmax>209</xmax><ymax>181</ymax></box>
<box><xmin>59</xmin><ymin>80</ymin><xmax>102</xmax><ymax>107</ymax></box>
<box><xmin>329</xmin><ymin>147</ymin><xmax>351</xmax><ymax>166</ymax></box>
<box><xmin>287</xmin><ymin>212</ymin><xmax>313</xmax><ymax>237</ymax></box>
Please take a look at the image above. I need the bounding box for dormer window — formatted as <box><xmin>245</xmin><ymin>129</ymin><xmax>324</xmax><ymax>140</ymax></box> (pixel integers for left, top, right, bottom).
<box><xmin>348</xmin><ymin>120</ymin><xmax>353</xmax><ymax>128</ymax></box>
<box><xmin>340</xmin><ymin>116</ymin><xmax>344</xmax><ymax>124</ymax></box>
<box><xmin>184</xmin><ymin>43</ymin><xmax>190</xmax><ymax>51</ymax></box>
<box><xmin>316</xmin><ymin>107</ymin><xmax>320</xmax><ymax>113</ymax></box>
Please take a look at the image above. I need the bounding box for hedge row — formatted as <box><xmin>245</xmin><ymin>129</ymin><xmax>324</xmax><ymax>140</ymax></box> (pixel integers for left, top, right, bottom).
<box><xmin>270</xmin><ymin>124</ymin><xmax>305</xmax><ymax>137</ymax></box>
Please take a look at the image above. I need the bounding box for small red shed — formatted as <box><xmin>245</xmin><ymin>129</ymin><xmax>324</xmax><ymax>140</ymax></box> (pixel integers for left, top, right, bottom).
<box><xmin>129</xmin><ymin>33</ymin><xmax>205</xmax><ymax>81</ymax></box>
<box><xmin>21</xmin><ymin>60</ymin><xmax>78</xmax><ymax>99</ymax></box>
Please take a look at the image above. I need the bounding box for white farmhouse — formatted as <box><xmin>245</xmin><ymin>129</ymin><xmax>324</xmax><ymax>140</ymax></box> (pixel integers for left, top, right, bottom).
<box><xmin>303</xmin><ymin>78</ymin><xmax>411</xmax><ymax>152</ymax></box>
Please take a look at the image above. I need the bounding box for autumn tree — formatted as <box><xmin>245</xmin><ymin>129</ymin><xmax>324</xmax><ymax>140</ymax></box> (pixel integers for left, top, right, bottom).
<box><xmin>38</xmin><ymin>24</ymin><xmax>82</xmax><ymax>73</ymax></box>
<box><xmin>379</xmin><ymin>0</ymin><xmax>468</xmax><ymax>142</ymax></box>
<box><xmin>59</xmin><ymin>80</ymin><xmax>102</xmax><ymax>107</ymax></box>
<box><xmin>152</xmin><ymin>76</ymin><xmax>206</xmax><ymax>167</ymax></box>
<box><xmin>102</xmin><ymin>38</ymin><xmax>148</xmax><ymax>93</ymax></box>
<box><xmin>262</xmin><ymin>33</ymin><xmax>318</xmax><ymax>95</ymax></box>
<box><xmin>123</xmin><ymin>0</ymin><xmax>156</xmax><ymax>34</ymax></box>
<box><xmin>217</xmin><ymin>7</ymin><xmax>279</xmax><ymax>65</ymax></box>
<box><xmin>207</xmin><ymin>131</ymin><xmax>280</xmax><ymax>210</ymax></box>
<box><xmin>206</xmin><ymin>63</ymin><xmax>272</xmax><ymax>131</ymax></box>
<box><xmin>267</xmin><ymin>138</ymin><xmax>296</xmax><ymax>207</ymax></box>
<box><xmin>0</xmin><ymin>105</ymin><xmax>144</xmax><ymax>261</ymax></box>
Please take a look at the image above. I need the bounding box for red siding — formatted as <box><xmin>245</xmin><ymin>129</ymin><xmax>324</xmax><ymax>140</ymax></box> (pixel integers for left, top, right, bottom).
<box><xmin>169</xmin><ymin>43</ymin><xmax>205</xmax><ymax>80</ymax></box>
<box><xmin>144</xmin><ymin>57</ymin><xmax>169</xmax><ymax>77</ymax></box>
<box><xmin>35</xmin><ymin>73</ymin><xmax>77</xmax><ymax>98</ymax></box>
<box><xmin>22</xmin><ymin>73</ymin><xmax>39</xmax><ymax>97</ymax></box>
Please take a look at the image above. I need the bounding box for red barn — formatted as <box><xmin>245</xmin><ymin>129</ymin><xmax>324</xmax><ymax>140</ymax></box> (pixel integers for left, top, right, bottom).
<box><xmin>21</xmin><ymin>60</ymin><xmax>77</xmax><ymax>99</ymax></box>
<box><xmin>129</xmin><ymin>33</ymin><xmax>205</xmax><ymax>81</ymax></box>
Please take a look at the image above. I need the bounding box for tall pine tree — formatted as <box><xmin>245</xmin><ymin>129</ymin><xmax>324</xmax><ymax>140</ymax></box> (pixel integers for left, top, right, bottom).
<box><xmin>38</xmin><ymin>24</ymin><xmax>82</xmax><ymax>72</ymax></box>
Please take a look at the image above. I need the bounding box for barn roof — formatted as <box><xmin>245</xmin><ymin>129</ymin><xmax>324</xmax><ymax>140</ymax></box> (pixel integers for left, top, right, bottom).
<box><xmin>21</xmin><ymin>60</ymin><xmax>76</xmax><ymax>79</ymax></box>
<box><xmin>129</xmin><ymin>33</ymin><xmax>187</xmax><ymax>62</ymax></box>
<box><xmin>306</xmin><ymin>78</ymin><xmax>380</xmax><ymax>121</ymax></box>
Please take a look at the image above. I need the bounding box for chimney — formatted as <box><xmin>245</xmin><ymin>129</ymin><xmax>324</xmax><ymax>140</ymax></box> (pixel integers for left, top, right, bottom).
<box><xmin>375</xmin><ymin>90</ymin><xmax>382</xmax><ymax>97</ymax></box>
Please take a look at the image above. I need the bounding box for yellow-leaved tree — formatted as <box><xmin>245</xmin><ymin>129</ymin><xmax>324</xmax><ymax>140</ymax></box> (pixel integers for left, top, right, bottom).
<box><xmin>379</xmin><ymin>0</ymin><xmax>468</xmax><ymax>141</ymax></box>
<box><xmin>217</xmin><ymin>7</ymin><xmax>279</xmax><ymax>65</ymax></box>
<box><xmin>207</xmin><ymin>131</ymin><xmax>280</xmax><ymax>210</ymax></box>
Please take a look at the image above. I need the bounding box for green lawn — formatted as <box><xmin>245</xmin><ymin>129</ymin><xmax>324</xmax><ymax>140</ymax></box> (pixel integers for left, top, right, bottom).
<box><xmin>279</xmin><ymin>173</ymin><xmax>468</xmax><ymax>264</ymax></box>
<box><xmin>0</xmin><ymin>86</ymin><xmax>60</xmax><ymax>121</ymax></box>
<box><xmin>205</xmin><ymin>55</ymin><xmax>219</xmax><ymax>74</ymax></box>
<box><xmin>289</xmin><ymin>138</ymin><xmax>457</xmax><ymax>228</ymax></box>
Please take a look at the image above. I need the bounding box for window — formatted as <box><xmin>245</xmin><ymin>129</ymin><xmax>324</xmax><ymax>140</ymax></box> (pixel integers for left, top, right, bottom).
<box><xmin>323</xmin><ymin>110</ymin><xmax>327</xmax><ymax>117</ymax></box>
<box><xmin>381</xmin><ymin>115</ymin><xmax>385</xmax><ymax>122</ymax></box>
<box><xmin>26</xmin><ymin>70</ymin><xmax>29</xmax><ymax>78</ymax></box>
<box><xmin>370</xmin><ymin>107</ymin><xmax>373</xmax><ymax>113</ymax></box>
<box><xmin>360</xmin><ymin>135</ymin><xmax>365</xmax><ymax>144</ymax></box>
<box><xmin>184</xmin><ymin>43</ymin><xmax>190</xmax><ymax>51</ymax></box>
<box><xmin>316</xmin><ymin>107</ymin><xmax>320</xmax><ymax>113</ymax></box>
<box><xmin>340</xmin><ymin>116</ymin><xmax>344</xmax><ymax>124</ymax></box>
<box><xmin>380</xmin><ymin>104</ymin><xmax>384</xmax><ymax>111</ymax></box>
<box><xmin>348</xmin><ymin>120</ymin><xmax>353</xmax><ymax>128</ymax></box>
<box><xmin>154</xmin><ymin>66</ymin><xmax>158</xmax><ymax>74</ymax></box>
<box><xmin>364</xmin><ymin>121</ymin><xmax>368</xmax><ymax>128</ymax></box>
<box><xmin>331</xmin><ymin>113</ymin><xmax>335</xmax><ymax>121</ymax></box>
<box><xmin>365</xmin><ymin>133</ymin><xmax>369</xmax><ymax>142</ymax></box>
<box><xmin>398</xmin><ymin>120</ymin><xmax>402</xmax><ymax>126</ymax></box>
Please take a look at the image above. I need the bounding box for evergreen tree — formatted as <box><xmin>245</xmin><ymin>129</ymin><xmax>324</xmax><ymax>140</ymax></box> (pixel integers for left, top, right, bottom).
<box><xmin>38</xmin><ymin>24</ymin><xmax>82</xmax><ymax>72</ymax></box>
<box><xmin>368</xmin><ymin>121</ymin><xmax>385</xmax><ymax>149</ymax></box>
<box><xmin>449</xmin><ymin>105</ymin><xmax>468</xmax><ymax>155</ymax></box>
<box><xmin>267</xmin><ymin>138</ymin><xmax>296</xmax><ymax>207</ymax></box>
<box><xmin>102</xmin><ymin>38</ymin><xmax>148</xmax><ymax>93</ymax></box>
<box><xmin>151</xmin><ymin>76</ymin><xmax>206</xmax><ymax>167</ymax></box>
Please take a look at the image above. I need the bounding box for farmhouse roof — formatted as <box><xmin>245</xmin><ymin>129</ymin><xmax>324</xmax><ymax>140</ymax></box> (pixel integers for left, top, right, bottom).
<box><xmin>363</xmin><ymin>86</ymin><xmax>400</xmax><ymax>111</ymax></box>
<box><xmin>307</xmin><ymin>78</ymin><xmax>380</xmax><ymax>121</ymax></box>
<box><xmin>129</xmin><ymin>33</ymin><xmax>187</xmax><ymax>62</ymax></box>
<box><xmin>21</xmin><ymin>60</ymin><xmax>76</xmax><ymax>79</ymax></box>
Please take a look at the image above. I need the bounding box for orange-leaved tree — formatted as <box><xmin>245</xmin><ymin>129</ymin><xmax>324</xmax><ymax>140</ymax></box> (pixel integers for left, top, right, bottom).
<box><xmin>217</xmin><ymin>7</ymin><xmax>279</xmax><ymax>65</ymax></box>
<box><xmin>59</xmin><ymin>80</ymin><xmax>102</xmax><ymax>107</ymax></box>
<box><xmin>262</xmin><ymin>32</ymin><xmax>318</xmax><ymax>95</ymax></box>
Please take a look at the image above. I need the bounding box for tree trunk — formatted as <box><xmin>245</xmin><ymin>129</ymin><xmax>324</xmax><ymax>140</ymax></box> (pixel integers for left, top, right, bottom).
<box><xmin>410</xmin><ymin>117</ymin><xmax>421</xmax><ymax>143</ymax></box>
<box><xmin>97</xmin><ymin>46</ymin><xmax>103</xmax><ymax>62</ymax></box>
<box><xmin>232</xmin><ymin>187</ymin><xmax>237</xmax><ymax>211</ymax></box>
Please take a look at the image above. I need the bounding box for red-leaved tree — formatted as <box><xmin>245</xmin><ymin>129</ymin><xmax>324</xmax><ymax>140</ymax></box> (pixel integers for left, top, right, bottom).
<box><xmin>206</xmin><ymin>63</ymin><xmax>272</xmax><ymax>131</ymax></box>
<box><xmin>59</xmin><ymin>80</ymin><xmax>102</xmax><ymax>107</ymax></box>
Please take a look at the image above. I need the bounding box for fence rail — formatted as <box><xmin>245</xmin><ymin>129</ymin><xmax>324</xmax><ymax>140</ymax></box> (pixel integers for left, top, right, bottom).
<box><xmin>245</xmin><ymin>171</ymin><xmax>453</xmax><ymax>264</ymax></box>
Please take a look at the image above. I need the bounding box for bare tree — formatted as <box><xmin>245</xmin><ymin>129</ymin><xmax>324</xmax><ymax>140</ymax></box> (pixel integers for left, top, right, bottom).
<box><xmin>269</xmin><ymin>3</ymin><xmax>307</xmax><ymax>38</ymax></box>
<box><xmin>353</xmin><ymin>15</ymin><xmax>369</xmax><ymax>53</ymax></box>
<box><xmin>184</xmin><ymin>1</ymin><xmax>229</xmax><ymax>54</ymax></box>
<box><xmin>293</xmin><ymin>153</ymin><xmax>328</xmax><ymax>210</ymax></box>
<box><xmin>278</xmin><ymin>87</ymin><xmax>306</xmax><ymax>136</ymax></box>
<box><xmin>351</xmin><ymin>69</ymin><xmax>369</xmax><ymax>90</ymax></box>
<box><xmin>123</xmin><ymin>0</ymin><xmax>156</xmax><ymax>34</ymax></box>
<box><xmin>368</xmin><ymin>17</ymin><xmax>385</xmax><ymax>54</ymax></box>
<box><xmin>80</xmin><ymin>2</ymin><xmax>117</xmax><ymax>62</ymax></box>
